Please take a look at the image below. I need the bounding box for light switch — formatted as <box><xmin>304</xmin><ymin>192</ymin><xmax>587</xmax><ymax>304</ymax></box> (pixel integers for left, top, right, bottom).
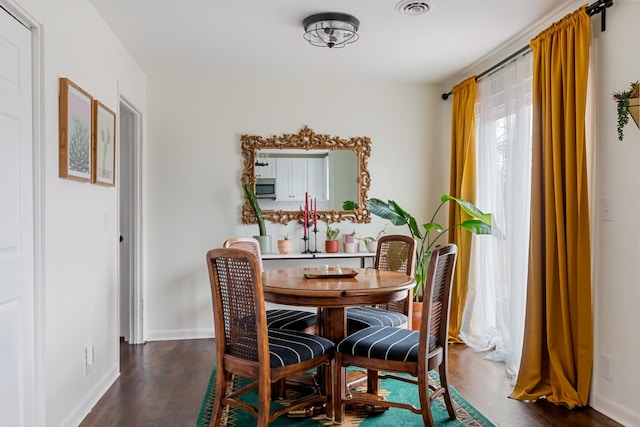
<box><xmin>601</xmin><ymin>197</ymin><xmax>613</xmax><ymax>221</ymax></box>
<box><xmin>103</xmin><ymin>211</ymin><xmax>111</xmax><ymax>231</ymax></box>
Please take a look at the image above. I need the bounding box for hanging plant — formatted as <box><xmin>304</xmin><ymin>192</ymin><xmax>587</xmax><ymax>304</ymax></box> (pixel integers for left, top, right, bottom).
<box><xmin>612</xmin><ymin>81</ymin><xmax>639</xmax><ymax>141</ymax></box>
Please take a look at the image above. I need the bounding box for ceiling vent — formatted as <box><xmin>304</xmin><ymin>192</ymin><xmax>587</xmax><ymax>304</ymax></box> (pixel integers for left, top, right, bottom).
<box><xmin>395</xmin><ymin>0</ymin><xmax>433</xmax><ymax>16</ymax></box>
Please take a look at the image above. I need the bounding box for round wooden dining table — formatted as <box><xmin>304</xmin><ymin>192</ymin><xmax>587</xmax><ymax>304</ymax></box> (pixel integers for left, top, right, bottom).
<box><xmin>261</xmin><ymin>267</ymin><xmax>416</xmax><ymax>343</ymax></box>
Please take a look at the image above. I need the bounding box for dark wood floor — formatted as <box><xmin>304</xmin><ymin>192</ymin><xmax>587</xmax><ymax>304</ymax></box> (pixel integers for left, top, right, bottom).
<box><xmin>79</xmin><ymin>339</ymin><xmax>622</xmax><ymax>427</ymax></box>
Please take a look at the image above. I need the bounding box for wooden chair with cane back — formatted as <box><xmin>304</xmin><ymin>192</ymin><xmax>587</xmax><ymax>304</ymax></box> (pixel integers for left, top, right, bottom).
<box><xmin>345</xmin><ymin>234</ymin><xmax>417</xmax><ymax>334</ymax></box>
<box><xmin>223</xmin><ymin>237</ymin><xmax>317</xmax><ymax>334</ymax></box>
<box><xmin>205</xmin><ymin>248</ymin><xmax>335</xmax><ymax>426</ymax></box>
<box><xmin>334</xmin><ymin>244</ymin><xmax>458</xmax><ymax>426</ymax></box>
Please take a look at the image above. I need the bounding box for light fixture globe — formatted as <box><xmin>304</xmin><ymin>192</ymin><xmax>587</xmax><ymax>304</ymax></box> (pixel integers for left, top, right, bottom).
<box><xmin>302</xmin><ymin>12</ymin><xmax>360</xmax><ymax>48</ymax></box>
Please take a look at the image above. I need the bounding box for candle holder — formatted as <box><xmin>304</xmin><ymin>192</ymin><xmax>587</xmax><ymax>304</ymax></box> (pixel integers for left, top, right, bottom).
<box><xmin>301</xmin><ymin>235</ymin><xmax>311</xmax><ymax>254</ymax></box>
<box><xmin>301</xmin><ymin>220</ymin><xmax>315</xmax><ymax>254</ymax></box>
<box><xmin>311</xmin><ymin>227</ymin><xmax>320</xmax><ymax>253</ymax></box>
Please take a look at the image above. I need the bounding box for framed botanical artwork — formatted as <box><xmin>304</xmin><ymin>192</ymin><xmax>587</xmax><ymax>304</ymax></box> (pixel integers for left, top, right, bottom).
<box><xmin>59</xmin><ymin>78</ymin><xmax>93</xmax><ymax>181</ymax></box>
<box><xmin>92</xmin><ymin>100</ymin><xmax>116</xmax><ymax>186</ymax></box>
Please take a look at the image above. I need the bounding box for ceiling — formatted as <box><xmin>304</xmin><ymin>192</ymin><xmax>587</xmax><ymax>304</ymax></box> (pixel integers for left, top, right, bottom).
<box><xmin>88</xmin><ymin>0</ymin><xmax>574</xmax><ymax>84</ymax></box>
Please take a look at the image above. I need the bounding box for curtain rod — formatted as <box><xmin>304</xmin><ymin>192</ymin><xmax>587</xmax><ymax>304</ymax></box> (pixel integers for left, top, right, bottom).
<box><xmin>441</xmin><ymin>0</ymin><xmax>613</xmax><ymax>100</ymax></box>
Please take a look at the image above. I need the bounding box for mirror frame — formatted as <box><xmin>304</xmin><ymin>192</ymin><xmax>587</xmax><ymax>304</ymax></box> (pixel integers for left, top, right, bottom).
<box><xmin>241</xmin><ymin>126</ymin><xmax>371</xmax><ymax>225</ymax></box>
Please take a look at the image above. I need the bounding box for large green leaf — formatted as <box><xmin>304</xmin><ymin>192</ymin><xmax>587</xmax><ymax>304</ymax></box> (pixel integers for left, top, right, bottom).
<box><xmin>366</xmin><ymin>199</ymin><xmax>409</xmax><ymax>226</ymax></box>
<box><xmin>442</xmin><ymin>194</ymin><xmax>493</xmax><ymax>225</ymax></box>
<box><xmin>422</xmin><ymin>222</ymin><xmax>444</xmax><ymax>233</ymax></box>
<box><xmin>243</xmin><ymin>183</ymin><xmax>266</xmax><ymax>236</ymax></box>
<box><xmin>366</xmin><ymin>199</ymin><xmax>423</xmax><ymax>239</ymax></box>
<box><xmin>459</xmin><ymin>219</ymin><xmax>493</xmax><ymax>235</ymax></box>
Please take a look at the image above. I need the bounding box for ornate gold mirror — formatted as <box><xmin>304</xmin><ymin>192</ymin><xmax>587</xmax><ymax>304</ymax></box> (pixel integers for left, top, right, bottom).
<box><xmin>241</xmin><ymin>126</ymin><xmax>371</xmax><ymax>225</ymax></box>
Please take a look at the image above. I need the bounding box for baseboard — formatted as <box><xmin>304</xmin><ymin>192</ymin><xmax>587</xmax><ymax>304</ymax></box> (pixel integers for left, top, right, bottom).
<box><xmin>59</xmin><ymin>367</ymin><xmax>119</xmax><ymax>427</ymax></box>
<box><xmin>145</xmin><ymin>327</ymin><xmax>214</xmax><ymax>342</ymax></box>
<box><xmin>592</xmin><ymin>392</ymin><xmax>640</xmax><ymax>427</ymax></box>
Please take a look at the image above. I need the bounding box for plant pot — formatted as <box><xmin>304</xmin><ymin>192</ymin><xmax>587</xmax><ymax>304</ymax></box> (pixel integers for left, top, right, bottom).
<box><xmin>277</xmin><ymin>239</ymin><xmax>292</xmax><ymax>255</ymax></box>
<box><xmin>411</xmin><ymin>301</ymin><xmax>423</xmax><ymax>331</ymax></box>
<box><xmin>365</xmin><ymin>240</ymin><xmax>377</xmax><ymax>253</ymax></box>
<box><xmin>253</xmin><ymin>235</ymin><xmax>272</xmax><ymax>254</ymax></box>
<box><xmin>629</xmin><ymin>97</ymin><xmax>639</xmax><ymax>128</ymax></box>
<box><xmin>342</xmin><ymin>234</ymin><xmax>360</xmax><ymax>253</ymax></box>
<box><xmin>325</xmin><ymin>240</ymin><xmax>339</xmax><ymax>253</ymax></box>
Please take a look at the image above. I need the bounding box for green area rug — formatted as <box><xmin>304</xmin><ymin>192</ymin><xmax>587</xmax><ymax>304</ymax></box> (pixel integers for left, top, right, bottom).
<box><xmin>196</xmin><ymin>368</ymin><xmax>494</xmax><ymax>426</ymax></box>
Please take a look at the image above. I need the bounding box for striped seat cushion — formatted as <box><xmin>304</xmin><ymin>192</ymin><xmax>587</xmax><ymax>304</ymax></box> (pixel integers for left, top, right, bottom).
<box><xmin>337</xmin><ymin>326</ymin><xmax>436</xmax><ymax>362</ymax></box>
<box><xmin>266</xmin><ymin>309</ymin><xmax>317</xmax><ymax>331</ymax></box>
<box><xmin>230</xmin><ymin>329</ymin><xmax>334</xmax><ymax>368</ymax></box>
<box><xmin>346</xmin><ymin>307</ymin><xmax>408</xmax><ymax>330</ymax></box>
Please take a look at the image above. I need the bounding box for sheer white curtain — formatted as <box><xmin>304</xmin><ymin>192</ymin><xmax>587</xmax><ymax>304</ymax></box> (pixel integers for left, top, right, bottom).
<box><xmin>460</xmin><ymin>53</ymin><xmax>532</xmax><ymax>380</ymax></box>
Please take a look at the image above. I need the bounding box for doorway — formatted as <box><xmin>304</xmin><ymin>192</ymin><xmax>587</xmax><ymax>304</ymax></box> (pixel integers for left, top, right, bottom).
<box><xmin>119</xmin><ymin>98</ymin><xmax>144</xmax><ymax>344</ymax></box>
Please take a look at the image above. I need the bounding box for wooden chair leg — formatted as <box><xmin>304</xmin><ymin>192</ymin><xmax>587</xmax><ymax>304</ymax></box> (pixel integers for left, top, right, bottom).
<box><xmin>257</xmin><ymin>380</ymin><xmax>271</xmax><ymax>427</ymax></box>
<box><xmin>418</xmin><ymin>371</ymin><xmax>435</xmax><ymax>427</ymax></box>
<box><xmin>211</xmin><ymin>372</ymin><xmax>229</xmax><ymax>427</ymax></box>
<box><xmin>334</xmin><ymin>354</ymin><xmax>346</xmax><ymax>423</ymax></box>
<box><xmin>324</xmin><ymin>361</ymin><xmax>334</xmax><ymax>418</ymax></box>
<box><xmin>272</xmin><ymin>379</ymin><xmax>286</xmax><ymax>399</ymax></box>
<box><xmin>366</xmin><ymin>369</ymin><xmax>380</xmax><ymax>395</ymax></box>
<box><xmin>439</xmin><ymin>364</ymin><xmax>456</xmax><ymax>419</ymax></box>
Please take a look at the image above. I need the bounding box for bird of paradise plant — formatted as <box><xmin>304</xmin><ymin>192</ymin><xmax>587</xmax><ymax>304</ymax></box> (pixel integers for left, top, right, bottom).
<box><xmin>366</xmin><ymin>195</ymin><xmax>500</xmax><ymax>301</ymax></box>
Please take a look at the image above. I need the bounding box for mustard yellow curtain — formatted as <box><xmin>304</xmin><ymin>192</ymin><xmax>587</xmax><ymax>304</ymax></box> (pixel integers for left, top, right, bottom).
<box><xmin>448</xmin><ymin>76</ymin><xmax>476</xmax><ymax>342</ymax></box>
<box><xmin>510</xmin><ymin>6</ymin><xmax>592</xmax><ymax>408</ymax></box>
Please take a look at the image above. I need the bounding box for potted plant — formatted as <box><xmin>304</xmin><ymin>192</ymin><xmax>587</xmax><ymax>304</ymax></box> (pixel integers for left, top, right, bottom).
<box><xmin>612</xmin><ymin>80</ymin><xmax>639</xmax><ymax>141</ymax></box>
<box><xmin>360</xmin><ymin>225</ymin><xmax>387</xmax><ymax>253</ymax></box>
<box><xmin>366</xmin><ymin>194</ymin><xmax>498</xmax><ymax>309</ymax></box>
<box><xmin>325</xmin><ymin>225</ymin><xmax>340</xmax><ymax>253</ymax></box>
<box><xmin>243</xmin><ymin>183</ymin><xmax>271</xmax><ymax>254</ymax></box>
<box><xmin>343</xmin><ymin>229</ymin><xmax>358</xmax><ymax>252</ymax></box>
<box><xmin>277</xmin><ymin>228</ymin><xmax>292</xmax><ymax>255</ymax></box>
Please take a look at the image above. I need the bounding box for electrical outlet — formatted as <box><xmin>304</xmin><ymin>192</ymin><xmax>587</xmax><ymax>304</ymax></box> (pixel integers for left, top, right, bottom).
<box><xmin>601</xmin><ymin>353</ymin><xmax>614</xmax><ymax>381</ymax></box>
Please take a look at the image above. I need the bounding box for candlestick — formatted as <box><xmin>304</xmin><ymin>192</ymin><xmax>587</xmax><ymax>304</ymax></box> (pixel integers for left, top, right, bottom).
<box><xmin>301</xmin><ymin>235</ymin><xmax>310</xmax><ymax>254</ymax></box>
<box><xmin>312</xmin><ymin>226</ymin><xmax>320</xmax><ymax>253</ymax></box>
<box><xmin>303</xmin><ymin>208</ymin><xmax>307</xmax><ymax>237</ymax></box>
<box><xmin>302</xmin><ymin>195</ymin><xmax>311</xmax><ymax>254</ymax></box>
<box><xmin>313</xmin><ymin>197</ymin><xmax>317</xmax><ymax>228</ymax></box>
<box><xmin>304</xmin><ymin>193</ymin><xmax>309</xmax><ymax>238</ymax></box>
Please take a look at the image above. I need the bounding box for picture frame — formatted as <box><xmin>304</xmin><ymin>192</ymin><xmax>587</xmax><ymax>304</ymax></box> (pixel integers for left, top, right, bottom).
<box><xmin>59</xmin><ymin>78</ymin><xmax>93</xmax><ymax>181</ymax></box>
<box><xmin>92</xmin><ymin>100</ymin><xmax>116</xmax><ymax>186</ymax></box>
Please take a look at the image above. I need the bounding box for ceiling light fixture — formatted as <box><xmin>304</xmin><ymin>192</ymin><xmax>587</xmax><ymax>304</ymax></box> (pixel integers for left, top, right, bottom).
<box><xmin>302</xmin><ymin>12</ymin><xmax>360</xmax><ymax>49</ymax></box>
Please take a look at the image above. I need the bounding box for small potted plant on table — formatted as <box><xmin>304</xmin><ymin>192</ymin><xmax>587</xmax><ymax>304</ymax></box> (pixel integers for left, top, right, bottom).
<box><xmin>343</xmin><ymin>229</ymin><xmax>358</xmax><ymax>252</ymax></box>
<box><xmin>277</xmin><ymin>228</ymin><xmax>292</xmax><ymax>255</ymax></box>
<box><xmin>325</xmin><ymin>225</ymin><xmax>340</xmax><ymax>253</ymax></box>
<box><xmin>360</xmin><ymin>225</ymin><xmax>387</xmax><ymax>253</ymax></box>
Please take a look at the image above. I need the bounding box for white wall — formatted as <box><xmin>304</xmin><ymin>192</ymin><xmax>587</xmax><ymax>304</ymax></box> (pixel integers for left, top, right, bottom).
<box><xmin>144</xmin><ymin>77</ymin><xmax>445</xmax><ymax>340</ymax></box>
<box><xmin>11</xmin><ymin>0</ymin><xmax>147</xmax><ymax>425</ymax></box>
<box><xmin>592</xmin><ymin>1</ymin><xmax>640</xmax><ymax>424</ymax></box>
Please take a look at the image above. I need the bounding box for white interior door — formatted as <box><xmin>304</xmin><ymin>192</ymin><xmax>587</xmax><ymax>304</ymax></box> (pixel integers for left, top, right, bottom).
<box><xmin>0</xmin><ymin>8</ymin><xmax>35</xmax><ymax>427</ymax></box>
<box><xmin>119</xmin><ymin>99</ymin><xmax>144</xmax><ymax>344</ymax></box>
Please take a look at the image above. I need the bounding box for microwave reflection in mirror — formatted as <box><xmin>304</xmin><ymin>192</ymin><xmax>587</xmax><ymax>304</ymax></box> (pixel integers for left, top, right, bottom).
<box><xmin>256</xmin><ymin>178</ymin><xmax>276</xmax><ymax>200</ymax></box>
